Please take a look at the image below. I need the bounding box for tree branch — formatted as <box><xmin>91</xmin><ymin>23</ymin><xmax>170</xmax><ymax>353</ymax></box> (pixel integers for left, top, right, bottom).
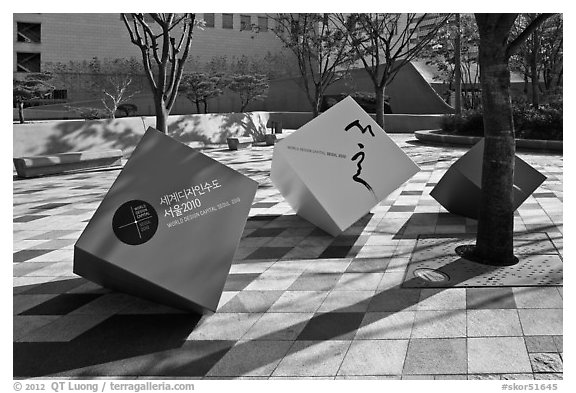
<box><xmin>121</xmin><ymin>14</ymin><xmax>140</xmax><ymax>46</ymax></box>
<box><xmin>135</xmin><ymin>14</ymin><xmax>162</xmax><ymax>65</ymax></box>
<box><xmin>122</xmin><ymin>14</ymin><xmax>158</xmax><ymax>92</ymax></box>
<box><xmin>167</xmin><ymin>14</ymin><xmax>195</xmax><ymax>110</ymax></box>
<box><xmin>506</xmin><ymin>13</ymin><xmax>556</xmax><ymax>59</ymax></box>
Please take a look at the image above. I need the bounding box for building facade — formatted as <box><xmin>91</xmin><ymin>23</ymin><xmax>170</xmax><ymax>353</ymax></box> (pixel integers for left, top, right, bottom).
<box><xmin>13</xmin><ymin>13</ymin><xmax>460</xmax><ymax>117</ymax></box>
<box><xmin>14</xmin><ymin>13</ymin><xmax>297</xmax><ymax>113</ymax></box>
<box><xmin>14</xmin><ymin>13</ymin><xmax>287</xmax><ymax>74</ymax></box>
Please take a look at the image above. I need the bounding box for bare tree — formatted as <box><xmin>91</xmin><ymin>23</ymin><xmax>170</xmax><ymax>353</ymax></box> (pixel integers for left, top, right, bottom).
<box><xmin>46</xmin><ymin>57</ymin><xmax>142</xmax><ymax>119</ymax></box>
<box><xmin>335</xmin><ymin>13</ymin><xmax>452</xmax><ymax>127</ymax></box>
<box><xmin>419</xmin><ymin>14</ymin><xmax>481</xmax><ymax>111</ymax></box>
<box><xmin>510</xmin><ymin>14</ymin><xmax>563</xmax><ymax>106</ymax></box>
<box><xmin>456</xmin><ymin>13</ymin><xmax>555</xmax><ymax>266</ymax></box>
<box><xmin>453</xmin><ymin>13</ymin><xmax>462</xmax><ymax>115</ymax></box>
<box><xmin>122</xmin><ymin>13</ymin><xmax>196</xmax><ymax>133</ymax></box>
<box><xmin>539</xmin><ymin>15</ymin><xmax>563</xmax><ymax>96</ymax></box>
<box><xmin>90</xmin><ymin>58</ymin><xmax>141</xmax><ymax>119</ymax></box>
<box><xmin>100</xmin><ymin>76</ymin><xmax>138</xmax><ymax>118</ymax></box>
<box><xmin>271</xmin><ymin>13</ymin><xmax>354</xmax><ymax>117</ymax></box>
<box><xmin>510</xmin><ymin>14</ymin><xmax>543</xmax><ymax>108</ymax></box>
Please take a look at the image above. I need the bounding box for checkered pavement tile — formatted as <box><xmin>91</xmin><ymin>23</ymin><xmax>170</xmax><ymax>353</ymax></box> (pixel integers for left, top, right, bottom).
<box><xmin>13</xmin><ymin>135</ymin><xmax>563</xmax><ymax>379</ymax></box>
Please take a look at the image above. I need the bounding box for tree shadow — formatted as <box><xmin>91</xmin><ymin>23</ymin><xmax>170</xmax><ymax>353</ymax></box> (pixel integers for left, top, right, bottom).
<box><xmin>165</xmin><ymin>112</ymin><xmax>270</xmax><ymax>145</ymax></box>
<box><xmin>390</xmin><ymin>212</ymin><xmax>560</xmax><ymax>260</ymax></box>
<box><xmin>18</xmin><ymin>112</ymin><xmax>277</xmax><ymax>161</ymax></box>
<box><xmin>13</xmin><ymin>207</ymin><xmax>562</xmax><ymax>377</ymax></box>
<box><xmin>13</xmin><ymin>313</ymin><xmax>204</xmax><ymax>377</ymax></box>
<box><xmin>219</xmin><ymin>112</ymin><xmax>269</xmax><ymax>142</ymax></box>
<box><xmin>39</xmin><ymin>118</ymin><xmax>145</xmax><ymax>157</ymax></box>
<box><xmin>391</xmin><ymin>212</ymin><xmax>470</xmax><ymax>240</ymax></box>
<box><xmin>167</xmin><ymin>115</ymin><xmax>213</xmax><ymax>145</ymax></box>
<box><xmin>12</xmin><ymin>206</ymin><xmax>491</xmax><ymax>378</ymax></box>
<box><xmin>23</xmin><ymin>255</ymin><xmax>491</xmax><ymax>378</ymax></box>
<box><xmin>13</xmin><ymin>146</ymin><xmax>561</xmax><ymax>377</ymax></box>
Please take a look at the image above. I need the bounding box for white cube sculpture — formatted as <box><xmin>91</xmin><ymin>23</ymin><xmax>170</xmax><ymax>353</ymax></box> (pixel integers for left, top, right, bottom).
<box><xmin>271</xmin><ymin>96</ymin><xmax>420</xmax><ymax>236</ymax></box>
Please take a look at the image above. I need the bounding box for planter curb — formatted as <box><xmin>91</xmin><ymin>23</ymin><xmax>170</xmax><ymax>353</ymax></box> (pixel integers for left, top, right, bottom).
<box><xmin>414</xmin><ymin>130</ymin><xmax>562</xmax><ymax>152</ymax></box>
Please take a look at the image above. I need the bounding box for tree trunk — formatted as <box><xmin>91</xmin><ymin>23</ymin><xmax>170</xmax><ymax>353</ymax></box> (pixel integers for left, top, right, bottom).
<box><xmin>195</xmin><ymin>101</ymin><xmax>201</xmax><ymax>114</ymax></box>
<box><xmin>311</xmin><ymin>105</ymin><xmax>319</xmax><ymax>118</ymax></box>
<box><xmin>530</xmin><ymin>31</ymin><xmax>540</xmax><ymax>108</ymax></box>
<box><xmin>312</xmin><ymin>88</ymin><xmax>322</xmax><ymax>118</ymax></box>
<box><xmin>454</xmin><ymin>13</ymin><xmax>463</xmax><ymax>116</ymax></box>
<box><xmin>154</xmin><ymin>96</ymin><xmax>169</xmax><ymax>134</ymax></box>
<box><xmin>471</xmin><ymin>15</ymin><xmax>518</xmax><ymax>266</ymax></box>
<box><xmin>312</xmin><ymin>100</ymin><xmax>320</xmax><ymax>118</ymax></box>
<box><xmin>375</xmin><ymin>84</ymin><xmax>385</xmax><ymax>129</ymax></box>
<box><xmin>18</xmin><ymin>102</ymin><xmax>25</xmax><ymax>124</ymax></box>
<box><xmin>543</xmin><ymin>68</ymin><xmax>550</xmax><ymax>92</ymax></box>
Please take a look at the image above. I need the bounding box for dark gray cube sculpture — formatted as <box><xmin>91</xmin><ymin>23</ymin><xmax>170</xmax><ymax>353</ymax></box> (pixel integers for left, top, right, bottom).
<box><xmin>430</xmin><ymin>139</ymin><xmax>546</xmax><ymax>219</ymax></box>
<box><xmin>74</xmin><ymin>127</ymin><xmax>258</xmax><ymax>314</ymax></box>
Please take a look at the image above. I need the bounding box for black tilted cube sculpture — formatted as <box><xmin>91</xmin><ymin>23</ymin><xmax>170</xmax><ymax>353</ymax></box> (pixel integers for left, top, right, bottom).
<box><xmin>74</xmin><ymin>127</ymin><xmax>258</xmax><ymax>314</ymax></box>
<box><xmin>430</xmin><ymin>139</ymin><xmax>546</xmax><ymax>219</ymax></box>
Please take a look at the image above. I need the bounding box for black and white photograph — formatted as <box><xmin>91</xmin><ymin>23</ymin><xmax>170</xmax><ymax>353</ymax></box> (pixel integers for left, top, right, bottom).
<box><xmin>9</xmin><ymin>2</ymin><xmax>567</xmax><ymax>390</ymax></box>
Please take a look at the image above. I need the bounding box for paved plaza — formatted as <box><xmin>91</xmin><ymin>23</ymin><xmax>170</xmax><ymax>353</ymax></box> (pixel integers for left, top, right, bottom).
<box><xmin>13</xmin><ymin>135</ymin><xmax>563</xmax><ymax>379</ymax></box>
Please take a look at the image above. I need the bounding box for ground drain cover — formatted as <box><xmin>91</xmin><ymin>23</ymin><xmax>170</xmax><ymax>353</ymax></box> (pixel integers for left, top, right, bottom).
<box><xmin>413</xmin><ymin>268</ymin><xmax>450</xmax><ymax>283</ymax></box>
<box><xmin>403</xmin><ymin>234</ymin><xmax>563</xmax><ymax>288</ymax></box>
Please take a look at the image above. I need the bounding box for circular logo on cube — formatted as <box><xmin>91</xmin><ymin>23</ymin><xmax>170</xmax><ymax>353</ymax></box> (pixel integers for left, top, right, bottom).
<box><xmin>113</xmin><ymin>200</ymin><xmax>158</xmax><ymax>245</ymax></box>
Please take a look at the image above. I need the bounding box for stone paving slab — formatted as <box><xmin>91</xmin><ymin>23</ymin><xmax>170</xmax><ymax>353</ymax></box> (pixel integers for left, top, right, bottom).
<box><xmin>13</xmin><ymin>135</ymin><xmax>563</xmax><ymax>379</ymax></box>
<box><xmin>468</xmin><ymin>337</ymin><xmax>532</xmax><ymax>374</ymax></box>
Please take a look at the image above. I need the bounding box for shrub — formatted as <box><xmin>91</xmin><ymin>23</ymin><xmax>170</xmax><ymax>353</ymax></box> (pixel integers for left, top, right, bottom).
<box><xmin>514</xmin><ymin>104</ymin><xmax>563</xmax><ymax>140</ymax></box>
<box><xmin>66</xmin><ymin>106</ymin><xmax>107</xmax><ymax>120</ymax></box>
<box><xmin>441</xmin><ymin>110</ymin><xmax>484</xmax><ymax>137</ymax></box>
<box><xmin>322</xmin><ymin>92</ymin><xmax>392</xmax><ymax>113</ymax></box>
<box><xmin>441</xmin><ymin>104</ymin><xmax>563</xmax><ymax>141</ymax></box>
<box><xmin>116</xmin><ymin>103</ymin><xmax>138</xmax><ymax>117</ymax></box>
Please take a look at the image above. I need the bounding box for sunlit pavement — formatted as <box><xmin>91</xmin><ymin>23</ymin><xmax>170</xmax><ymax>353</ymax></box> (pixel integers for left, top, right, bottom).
<box><xmin>13</xmin><ymin>134</ymin><xmax>562</xmax><ymax>379</ymax></box>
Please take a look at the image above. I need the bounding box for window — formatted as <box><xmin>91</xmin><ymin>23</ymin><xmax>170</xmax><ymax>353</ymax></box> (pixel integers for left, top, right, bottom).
<box><xmin>258</xmin><ymin>16</ymin><xmax>268</xmax><ymax>32</ymax></box>
<box><xmin>240</xmin><ymin>15</ymin><xmax>251</xmax><ymax>31</ymax></box>
<box><xmin>17</xmin><ymin>22</ymin><xmax>41</xmax><ymax>43</ymax></box>
<box><xmin>203</xmin><ymin>13</ymin><xmax>215</xmax><ymax>27</ymax></box>
<box><xmin>222</xmin><ymin>13</ymin><xmax>233</xmax><ymax>29</ymax></box>
<box><xmin>17</xmin><ymin>52</ymin><xmax>41</xmax><ymax>73</ymax></box>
